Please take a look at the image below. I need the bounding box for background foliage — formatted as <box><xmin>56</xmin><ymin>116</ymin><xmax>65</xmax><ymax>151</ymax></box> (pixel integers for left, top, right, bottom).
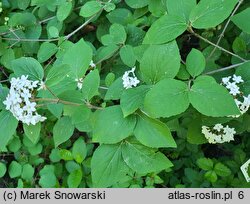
<box><xmin>0</xmin><ymin>0</ymin><xmax>250</xmax><ymax>188</ymax></box>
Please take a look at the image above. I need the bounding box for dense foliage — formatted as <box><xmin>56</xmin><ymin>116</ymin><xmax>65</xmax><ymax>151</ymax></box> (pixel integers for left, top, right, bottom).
<box><xmin>0</xmin><ymin>0</ymin><xmax>250</xmax><ymax>188</ymax></box>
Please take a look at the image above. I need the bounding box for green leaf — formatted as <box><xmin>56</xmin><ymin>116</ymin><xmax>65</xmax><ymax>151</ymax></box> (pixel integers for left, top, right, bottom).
<box><xmin>48</xmin><ymin>26</ymin><xmax>59</xmax><ymax>38</ymax></box>
<box><xmin>189</xmin><ymin>79</ymin><xmax>241</xmax><ymax>117</ymax></box>
<box><xmin>21</xmin><ymin>164</ymin><xmax>34</xmax><ymax>181</ymax></box>
<box><xmin>93</xmin><ymin>106</ymin><xmax>136</xmax><ymax>144</ymax></box>
<box><xmin>62</xmin><ymin>39</ymin><xmax>92</xmax><ymax>78</ymax></box>
<box><xmin>82</xmin><ymin>69</ymin><xmax>100</xmax><ymax>101</ymax></box>
<box><xmin>134</xmin><ymin>112</ymin><xmax>176</xmax><ymax>148</ymax></box>
<box><xmin>144</xmin><ymin>79</ymin><xmax>189</xmax><ymax>118</ymax></box>
<box><xmin>120</xmin><ymin>45</ymin><xmax>136</xmax><ymax>67</ymax></box>
<box><xmin>67</xmin><ymin>169</ymin><xmax>83</xmax><ymax>188</ymax></box>
<box><xmin>0</xmin><ymin>111</ymin><xmax>18</xmax><ymax>149</ymax></box>
<box><xmin>143</xmin><ymin>15</ymin><xmax>187</xmax><ymax>44</ymax></box>
<box><xmin>197</xmin><ymin>158</ymin><xmax>213</xmax><ymax>171</ymax></box>
<box><xmin>63</xmin><ymin>105</ymin><xmax>91</xmax><ymax>125</ymax></box>
<box><xmin>11</xmin><ymin>57</ymin><xmax>44</xmax><ymax>81</ymax></box>
<box><xmin>23</xmin><ymin>122</ymin><xmax>41</xmax><ymax>144</ymax></box>
<box><xmin>189</xmin><ymin>0</ymin><xmax>238</xmax><ymax>29</ymax></box>
<box><xmin>101</xmin><ymin>24</ymin><xmax>127</xmax><ymax>45</ymax></box>
<box><xmin>187</xmin><ymin>118</ymin><xmax>207</xmax><ymax>145</ymax></box>
<box><xmin>205</xmin><ymin>170</ymin><xmax>217</xmax><ymax>183</ymax></box>
<box><xmin>232</xmin><ymin>8</ymin><xmax>250</xmax><ymax>34</ymax></box>
<box><xmin>120</xmin><ymin>85</ymin><xmax>149</xmax><ymax>117</ymax></box>
<box><xmin>91</xmin><ymin>144</ymin><xmax>129</xmax><ymax>187</ymax></box>
<box><xmin>214</xmin><ymin>163</ymin><xmax>231</xmax><ymax>177</ymax></box>
<box><xmin>125</xmin><ymin>0</ymin><xmax>149</xmax><ymax>9</ymax></box>
<box><xmin>53</xmin><ymin>116</ymin><xmax>74</xmax><ymax>147</ymax></box>
<box><xmin>186</xmin><ymin>48</ymin><xmax>206</xmax><ymax>77</ymax></box>
<box><xmin>60</xmin><ymin>149</ymin><xmax>73</xmax><ymax>161</ymax></box>
<box><xmin>122</xmin><ymin>140</ymin><xmax>173</xmax><ymax>174</ymax></box>
<box><xmin>57</xmin><ymin>2</ymin><xmax>72</xmax><ymax>22</ymax></box>
<box><xmin>37</xmin><ymin>42</ymin><xmax>58</xmax><ymax>63</ymax></box>
<box><xmin>167</xmin><ymin>0</ymin><xmax>196</xmax><ymax>22</ymax></box>
<box><xmin>8</xmin><ymin>161</ymin><xmax>22</xmax><ymax>178</ymax></box>
<box><xmin>72</xmin><ymin>137</ymin><xmax>87</xmax><ymax>164</ymax></box>
<box><xmin>39</xmin><ymin>172</ymin><xmax>57</xmax><ymax>188</ymax></box>
<box><xmin>140</xmin><ymin>42</ymin><xmax>181</xmax><ymax>83</ymax></box>
<box><xmin>80</xmin><ymin>1</ymin><xmax>103</xmax><ymax>18</ymax></box>
<box><xmin>0</xmin><ymin>162</ymin><xmax>7</xmax><ymax>178</ymax></box>
<box><xmin>95</xmin><ymin>44</ymin><xmax>119</xmax><ymax>63</ymax></box>
<box><xmin>105</xmin><ymin>77</ymin><xmax>124</xmax><ymax>100</ymax></box>
<box><xmin>45</xmin><ymin>64</ymin><xmax>71</xmax><ymax>87</ymax></box>
<box><xmin>17</xmin><ymin>0</ymin><xmax>30</xmax><ymax>10</ymax></box>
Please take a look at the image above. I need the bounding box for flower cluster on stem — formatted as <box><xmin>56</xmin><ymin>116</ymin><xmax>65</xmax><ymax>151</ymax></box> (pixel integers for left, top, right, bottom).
<box><xmin>3</xmin><ymin>75</ymin><xmax>46</xmax><ymax>125</ymax></box>
<box><xmin>202</xmin><ymin>124</ymin><xmax>236</xmax><ymax>144</ymax></box>
<box><xmin>222</xmin><ymin>75</ymin><xmax>250</xmax><ymax>117</ymax></box>
<box><xmin>122</xmin><ymin>67</ymin><xmax>140</xmax><ymax>89</ymax></box>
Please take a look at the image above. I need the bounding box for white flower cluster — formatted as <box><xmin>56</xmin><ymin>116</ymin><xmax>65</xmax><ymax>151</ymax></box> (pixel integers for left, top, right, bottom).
<box><xmin>222</xmin><ymin>75</ymin><xmax>250</xmax><ymax>116</ymax></box>
<box><xmin>122</xmin><ymin>67</ymin><xmax>140</xmax><ymax>89</ymax></box>
<box><xmin>240</xmin><ymin>159</ymin><xmax>250</xmax><ymax>182</ymax></box>
<box><xmin>3</xmin><ymin>75</ymin><xmax>46</xmax><ymax>125</ymax></box>
<box><xmin>202</xmin><ymin>124</ymin><xmax>236</xmax><ymax>144</ymax></box>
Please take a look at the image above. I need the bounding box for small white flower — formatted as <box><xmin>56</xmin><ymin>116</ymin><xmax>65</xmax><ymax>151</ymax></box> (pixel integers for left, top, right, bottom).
<box><xmin>213</xmin><ymin>124</ymin><xmax>223</xmax><ymax>131</ymax></box>
<box><xmin>75</xmin><ymin>78</ymin><xmax>83</xmax><ymax>90</ymax></box>
<box><xmin>222</xmin><ymin>76</ymin><xmax>231</xmax><ymax>85</ymax></box>
<box><xmin>241</xmin><ymin>159</ymin><xmax>250</xmax><ymax>182</ymax></box>
<box><xmin>226</xmin><ymin>82</ymin><xmax>240</xmax><ymax>96</ymax></box>
<box><xmin>232</xmin><ymin>74</ymin><xmax>244</xmax><ymax>84</ymax></box>
<box><xmin>90</xmin><ymin>60</ymin><xmax>96</xmax><ymax>68</ymax></box>
<box><xmin>122</xmin><ymin>67</ymin><xmax>140</xmax><ymax>89</ymax></box>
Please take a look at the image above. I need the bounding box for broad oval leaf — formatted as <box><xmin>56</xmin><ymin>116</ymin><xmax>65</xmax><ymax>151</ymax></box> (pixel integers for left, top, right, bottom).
<box><xmin>189</xmin><ymin>0</ymin><xmax>238</xmax><ymax>29</ymax></box>
<box><xmin>11</xmin><ymin>57</ymin><xmax>44</xmax><ymax>81</ymax></box>
<box><xmin>189</xmin><ymin>79</ymin><xmax>241</xmax><ymax>117</ymax></box>
<box><xmin>134</xmin><ymin>112</ymin><xmax>177</xmax><ymax>148</ymax></box>
<box><xmin>140</xmin><ymin>41</ymin><xmax>181</xmax><ymax>84</ymax></box>
<box><xmin>232</xmin><ymin>8</ymin><xmax>250</xmax><ymax>34</ymax></box>
<box><xmin>92</xmin><ymin>106</ymin><xmax>136</xmax><ymax>144</ymax></box>
<box><xmin>91</xmin><ymin>144</ymin><xmax>129</xmax><ymax>187</ymax></box>
<box><xmin>143</xmin><ymin>14</ymin><xmax>187</xmax><ymax>44</ymax></box>
<box><xmin>144</xmin><ymin>79</ymin><xmax>189</xmax><ymax>118</ymax></box>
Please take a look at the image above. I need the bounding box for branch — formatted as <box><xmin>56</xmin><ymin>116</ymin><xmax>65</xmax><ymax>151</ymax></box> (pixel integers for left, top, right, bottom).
<box><xmin>189</xmin><ymin>28</ymin><xmax>247</xmax><ymax>62</ymax></box>
<box><xmin>204</xmin><ymin>61</ymin><xmax>247</xmax><ymax>75</ymax></box>
<box><xmin>208</xmin><ymin>0</ymin><xmax>244</xmax><ymax>59</ymax></box>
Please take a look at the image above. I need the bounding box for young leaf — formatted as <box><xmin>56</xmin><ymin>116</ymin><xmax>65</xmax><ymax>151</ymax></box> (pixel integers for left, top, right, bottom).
<box><xmin>232</xmin><ymin>8</ymin><xmax>250</xmax><ymax>34</ymax></box>
<box><xmin>67</xmin><ymin>169</ymin><xmax>83</xmax><ymax>188</ymax></box>
<box><xmin>93</xmin><ymin>106</ymin><xmax>136</xmax><ymax>144</ymax></box>
<box><xmin>167</xmin><ymin>0</ymin><xmax>196</xmax><ymax>22</ymax></box>
<box><xmin>0</xmin><ymin>111</ymin><xmax>18</xmax><ymax>150</ymax></box>
<box><xmin>189</xmin><ymin>79</ymin><xmax>241</xmax><ymax>117</ymax></box>
<box><xmin>121</xmin><ymin>140</ymin><xmax>173</xmax><ymax>174</ymax></box>
<box><xmin>119</xmin><ymin>45</ymin><xmax>136</xmax><ymax>67</ymax></box>
<box><xmin>143</xmin><ymin>15</ymin><xmax>187</xmax><ymax>44</ymax></box>
<box><xmin>62</xmin><ymin>39</ymin><xmax>92</xmax><ymax>78</ymax></box>
<box><xmin>91</xmin><ymin>144</ymin><xmax>129</xmax><ymax>187</ymax></box>
<box><xmin>80</xmin><ymin>1</ymin><xmax>103</xmax><ymax>18</ymax></box>
<box><xmin>140</xmin><ymin>41</ymin><xmax>181</xmax><ymax>84</ymax></box>
<box><xmin>101</xmin><ymin>24</ymin><xmax>127</xmax><ymax>45</ymax></box>
<box><xmin>125</xmin><ymin>0</ymin><xmax>149</xmax><ymax>9</ymax></box>
<box><xmin>37</xmin><ymin>42</ymin><xmax>58</xmax><ymax>63</ymax></box>
<box><xmin>11</xmin><ymin>57</ymin><xmax>44</xmax><ymax>81</ymax></box>
<box><xmin>120</xmin><ymin>85</ymin><xmax>150</xmax><ymax>117</ymax></box>
<box><xmin>57</xmin><ymin>1</ymin><xmax>72</xmax><ymax>22</ymax></box>
<box><xmin>21</xmin><ymin>164</ymin><xmax>34</xmax><ymax>181</ymax></box>
<box><xmin>197</xmin><ymin>158</ymin><xmax>213</xmax><ymax>171</ymax></box>
<box><xmin>186</xmin><ymin>48</ymin><xmax>206</xmax><ymax>77</ymax></box>
<box><xmin>8</xmin><ymin>161</ymin><xmax>22</xmax><ymax>178</ymax></box>
<box><xmin>53</xmin><ymin>116</ymin><xmax>74</xmax><ymax>147</ymax></box>
<box><xmin>82</xmin><ymin>69</ymin><xmax>100</xmax><ymax>101</ymax></box>
<box><xmin>23</xmin><ymin>122</ymin><xmax>41</xmax><ymax>144</ymax></box>
<box><xmin>72</xmin><ymin>137</ymin><xmax>87</xmax><ymax>164</ymax></box>
<box><xmin>144</xmin><ymin>79</ymin><xmax>189</xmax><ymax>118</ymax></box>
<box><xmin>189</xmin><ymin>0</ymin><xmax>238</xmax><ymax>29</ymax></box>
<box><xmin>205</xmin><ymin>170</ymin><xmax>217</xmax><ymax>183</ymax></box>
<box><xmin>0</xmin><ymin>162</ymin><xmax>7</xmax><ymax>178</ymax></box>
<box><xmin>214</xmin><ymin>163</ymin><xmax>231</xmax><ymax>177</ymax></box>
<box><xmin>134</xmin><ymin>112</ymin><xmax>177</xmax><ymax>148</ymax></box>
